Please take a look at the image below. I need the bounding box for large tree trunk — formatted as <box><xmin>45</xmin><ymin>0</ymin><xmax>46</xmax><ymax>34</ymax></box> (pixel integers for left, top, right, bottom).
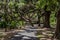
<box><xmin>55</xmin><ymin>10</ymin><xmax>60</xmax><ymax>39</ymax></box>
<box><xmin>43</xmin><ymin>11</ymin><xmax>51</xmax><ymax>28</ymax></box>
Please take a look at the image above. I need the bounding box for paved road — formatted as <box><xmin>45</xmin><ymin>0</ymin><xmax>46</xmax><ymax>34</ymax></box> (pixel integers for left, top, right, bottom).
<box><xmin>9</xmin><ymin>25</ymin><xmax>54</xmax><ymax>40</ymax></box>
<box><xmin>10</xmin><ymin>26</ymin><xmax>40</xmax><ymax>40</ymax></box>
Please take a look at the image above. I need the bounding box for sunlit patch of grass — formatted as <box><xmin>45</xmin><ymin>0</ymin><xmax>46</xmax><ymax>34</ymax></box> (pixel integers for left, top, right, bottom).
<box><xmin>0</xmin><ymin>33</ymin><xmax>4</xmax><ymax>40</ymax></box>
<box><xmin>37</xmin><ymin>35</ymin><xmax>45</xmax><ymax>38</ymax></box>
<box><xmin>0</xmin><ymin>33</ymin><xmax>3</xmax><ymax>37</ymax></box>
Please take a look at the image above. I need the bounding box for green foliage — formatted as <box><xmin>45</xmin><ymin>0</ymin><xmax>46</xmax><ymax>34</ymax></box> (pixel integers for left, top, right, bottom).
<box><xmin>18</xmin><ymin>21</ymin><xmax>25</xmax><ymax>26</ymax></box>
<box><xmin>0</xmin><ymin>0</ymin><xmax>59</xmax><ymax>29</ymax></box>
<box><xmin>50</xmin><ymin>11</ymin><xmax>56</xmax><ymax>26</ymax></box>
<box><xmin>17</xmin><ymin>2</ymin><xmax>25</xmax><ymax>8</ymax></box>
<box><xmin>36</xmin><ymin>0</ymin><xmax>46</xmax><ymax>9</ymax></box>
<box><xmin>36</xmin><ymin>0</ymin><xmax>60</xmax><ymax>11</ymax></box>
<box><xmin>8</xmin><ymin>1</ymin><xmax>15</xmax><ymax>8</ymax></box>
<box><xmin>10</xmin><ymin>21</ymin><xmax>17</xmax><ymax>27</ymax></box>
<box><xmin>0</xmin><ymin>0</ymin><xmax>26</xmax><ymax>29</ymax></box>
